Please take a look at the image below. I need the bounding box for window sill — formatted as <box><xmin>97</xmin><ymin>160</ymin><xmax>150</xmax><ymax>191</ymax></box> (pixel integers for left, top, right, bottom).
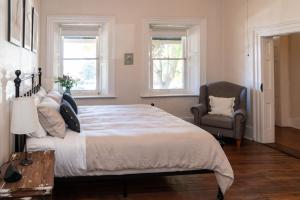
<box><xmin>73</xmin><ymin>95</ymin><xmax>117</xmax><ymax>99</ymax></box>
<box><xmin>140</xmin><ymin>94</ymin><xmax>199</xmax><ymax>98</ymax></box>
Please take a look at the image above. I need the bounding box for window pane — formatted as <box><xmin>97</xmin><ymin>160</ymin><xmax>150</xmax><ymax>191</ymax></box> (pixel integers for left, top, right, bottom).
<box><xmin>63</xmin><ymin>60</ymin><xmax>97</xmax><ymax>90</ymax></box>
<box><xmin>64</xmin><ymin>37</ymin><xmax>97</xmax><ymax>58</ymax></box>
<box><xmin>152</xmin><ymin>38</ymin><xmax>184</xmax><ymax>59</ymax></box>
<box><xmin>152</xmin><ymin>60</ymin><xmax>184</xmax><ymax>89</ymax></box>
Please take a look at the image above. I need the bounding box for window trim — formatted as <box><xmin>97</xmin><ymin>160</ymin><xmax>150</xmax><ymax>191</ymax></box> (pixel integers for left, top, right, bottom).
<box><xmin>46</xmin><ymin>15</ymin><xmax>116</xmax><ymax>97</ymax></box>
<box><xmin>142</xmin><ymin>17</ymin><xmax>207</xmax><ymax>97</ymax></box>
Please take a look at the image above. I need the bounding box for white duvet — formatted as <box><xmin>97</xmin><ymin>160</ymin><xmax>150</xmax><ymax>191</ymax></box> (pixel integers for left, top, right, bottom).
<box><xmin>27</xmin><ymin>104</ymin><xmax>234</xmax><ymax>194</ymax></box>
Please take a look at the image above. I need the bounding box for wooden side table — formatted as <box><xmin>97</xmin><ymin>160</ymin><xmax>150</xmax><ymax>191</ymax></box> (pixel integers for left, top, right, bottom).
<box><xmin>0</xmin><ymin>151</ymin><xmax>55</xmax><ymax>199</ymax></box>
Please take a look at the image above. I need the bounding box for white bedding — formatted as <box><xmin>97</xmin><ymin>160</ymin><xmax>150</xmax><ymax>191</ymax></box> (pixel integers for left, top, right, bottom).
<box><xmin>27</xmin><ymin>104</ymin><xmax>234</xmax><ymax>194</ymax></box>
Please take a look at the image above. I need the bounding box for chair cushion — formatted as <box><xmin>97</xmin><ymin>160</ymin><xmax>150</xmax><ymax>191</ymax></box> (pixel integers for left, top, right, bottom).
<box><xmin>201</xmin><ymin>114</ymin><xmax>233</xmax><ymax>129</ymax></box>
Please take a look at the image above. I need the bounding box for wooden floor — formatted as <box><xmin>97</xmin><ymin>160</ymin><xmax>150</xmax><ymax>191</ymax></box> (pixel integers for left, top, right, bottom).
<box><xmin>276</xmin><ymin>126</ymin><xmax>300</xmax><ymax>152</ymax></box>
<box><xmin>267</xmin><ymin>127</ymin><xmax>300</xmax><ymax>159</ymax></box>
<box><xmin>53</xmin><ymin>140</ymin><xmax>300</xmax><ymax>200</ymax></box>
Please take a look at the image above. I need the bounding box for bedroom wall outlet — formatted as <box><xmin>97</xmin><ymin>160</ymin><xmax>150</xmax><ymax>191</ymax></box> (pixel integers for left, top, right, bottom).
<box><xmin>124</xmin><ymin>53</ymin><xmax>134</xmax><ymax>65</ymax></box>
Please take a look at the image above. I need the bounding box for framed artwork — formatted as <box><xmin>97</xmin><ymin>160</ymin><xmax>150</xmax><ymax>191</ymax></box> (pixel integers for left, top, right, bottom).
<box><xmin>23</xmin><ymin>0</ymin><xmax>32</xmax><ymax>50</ymax></box>
<box><xmin>8</xmin><ymin>0</ymin><xmax>23</xmax><ymax>46</ymax></box>
<box><xmin>124</xmin><ymin>53</ymin><xmax>134</xmax><ymax>65</ymax></box>
<box><xmin>31</xmin><ymin>7</ymin><xmax>38</xmax><ymax>53</ymax></box>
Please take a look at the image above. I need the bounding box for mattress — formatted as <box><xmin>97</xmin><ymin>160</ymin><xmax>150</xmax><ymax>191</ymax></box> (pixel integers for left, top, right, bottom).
<box><xmin>27</xmin><ymin>104</ymin><xmax>234</xmax><ymax>194</ymax></box>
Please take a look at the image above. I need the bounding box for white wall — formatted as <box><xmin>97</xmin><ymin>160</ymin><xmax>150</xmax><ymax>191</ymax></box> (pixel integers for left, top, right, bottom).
<box><xmin>39</xmin><ymin>0</ymin><xmax>225</xmax><ymax>119</ymax></box>
<box><xmin>0</xmin><ymin>0</ymin><xmax>40</xmax><ymax>164</ymax></box>
<box><xmin>222</xmin><ymin>0</ymin><xmax>300</xmax><ymax>139</ymax></box>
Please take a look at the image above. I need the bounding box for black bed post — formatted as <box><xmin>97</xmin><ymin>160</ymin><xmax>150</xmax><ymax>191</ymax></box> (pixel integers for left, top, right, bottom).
<box><xmin>14</xmin><ymin>70</ymin><xmax>21</xmax><ymax>98</ymax></box>
<box><xmin>123</xmin><ymin>178</ymin><xmax>128</xmax><ymax>198</ymax></box>
<box><xmin>31</xmin><ymin>73</ymin><xmax>34</xmax><ymax>96</ymax></box>
<box><xmin>14</xmin><ymin>70</ymin><xmax>25</xmax><ymax>152</ymax></box>
<box><xmin>38</xmin><ymin>67</ymin><xmax>42</xmax><ymax>87</ymax></box>
<box><xmin>216</xmin><ymin>131</ymin><xmax>225</xmax><ymax>199</ymax></box>
<box><xmin>217</xmin><ymin>187</ymin><xmax>224</xmax><ymax>200</ymax></box>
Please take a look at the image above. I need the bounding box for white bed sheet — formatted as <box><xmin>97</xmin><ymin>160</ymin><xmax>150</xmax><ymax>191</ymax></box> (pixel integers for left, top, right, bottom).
<box><xmin>27</xmin><ymin>130</ymin><xmax>86</xmax><ymax>176</ymax></box>
<box><xmin>27</xmin><ymin>104</ymin><xmax>234</xmax><ymax>194</ymax></box>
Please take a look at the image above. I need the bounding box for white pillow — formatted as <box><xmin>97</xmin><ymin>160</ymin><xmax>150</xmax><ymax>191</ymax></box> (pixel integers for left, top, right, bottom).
<box><xmin>37</xmin><ymin>97</ymin><xmax>66</xmax><ymax>138</ymax></box>
<box><xmin>209</xmin><ymin>96</ymin><xmax>235</xmax><ymax>117</ymax></box>
<box><xmin>27</xmin><ymin>96</ymin><xmax>47</xmax><ymax>138</ymax></box>
<box><xmin>47</xmin><ymin>90</ymin><xmax>62</xmax><ymax>104</ymax></box>
<box><xmin>36</xmin><ymin>87</ymin><xmax>47</xmax><ymax>99</ymax></box>
<box><xmin>33</xmin><ymin>95</ymin><xmax>41</xmax><ymax>106</ymax></box>
<box><xmin>28</xmin><ymin>122</ymin><xmax>47</xmax><ymax>138</ymax></box>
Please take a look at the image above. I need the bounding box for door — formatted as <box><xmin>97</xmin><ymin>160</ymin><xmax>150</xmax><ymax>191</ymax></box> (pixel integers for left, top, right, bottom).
<box><xmin>261</xmin><ymin>37</ymin><xmax>275</xmax><ymax>143</ymax></box>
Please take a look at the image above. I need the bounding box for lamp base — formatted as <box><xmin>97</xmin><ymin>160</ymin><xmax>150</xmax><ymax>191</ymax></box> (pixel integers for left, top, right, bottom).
<box><xmin>20</xmin><ymin>158</ymin><xmax>33</xmax><ymax>166</ymax></box>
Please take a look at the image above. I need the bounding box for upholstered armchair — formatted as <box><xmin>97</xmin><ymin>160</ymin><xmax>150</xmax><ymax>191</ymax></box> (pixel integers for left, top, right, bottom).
<box><xmin>191</xmin><ymin>81</ymin><xmax>247</xmax><ymax>148</ymax></box>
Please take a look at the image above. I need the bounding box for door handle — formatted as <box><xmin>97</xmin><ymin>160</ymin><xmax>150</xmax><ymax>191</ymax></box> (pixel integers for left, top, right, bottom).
<box><xmin>260</xmin><ymin>83</ymin><xmax>263</xmax><ymax>92</ymax></box>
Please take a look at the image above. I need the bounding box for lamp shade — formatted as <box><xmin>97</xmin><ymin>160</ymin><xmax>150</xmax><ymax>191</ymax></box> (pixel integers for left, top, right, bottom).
<box><xmin>10</xmin><ymin>97</ymin><xmax>39</xmax><ymax>135</ymax></box>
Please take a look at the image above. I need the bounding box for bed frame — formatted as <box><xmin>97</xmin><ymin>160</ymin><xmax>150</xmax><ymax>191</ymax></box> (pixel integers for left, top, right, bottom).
<box><xmin>14</xmin><ymin>68</ymin><xmax>42</xmax><ymax>153</ymax></box>
<box><xmin>14</xmin><ymin>68</ymin><xmax>225</xmax><ymax>200</ymax></box>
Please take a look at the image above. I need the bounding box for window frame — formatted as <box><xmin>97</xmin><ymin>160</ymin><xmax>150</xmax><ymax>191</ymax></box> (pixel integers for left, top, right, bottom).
<box><xmin>60</xmin><ymin>36</ymin><xmax>101</xmax><ymax>96</ymax></box>
<box><xmin>142</xmin><ymin>17</ymin><xmax>207</xmax><ymax>97</ymax></box>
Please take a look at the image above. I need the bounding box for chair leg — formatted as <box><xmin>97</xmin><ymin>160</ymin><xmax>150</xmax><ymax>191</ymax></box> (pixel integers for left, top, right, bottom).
<box><xmin>236</xmin><ymin>139</ymin><xmax>241</xmax><ymax>148</ymax></box>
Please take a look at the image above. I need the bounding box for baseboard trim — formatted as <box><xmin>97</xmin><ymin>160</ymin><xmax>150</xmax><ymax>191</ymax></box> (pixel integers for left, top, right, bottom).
<box><xmin>288</xmin><ymin>118</ymin><xmax>300</xmax><ymax>130</ymax></box>
<box><xmin>244</xmin><ymin>125</ymin><xmax>253</xmax><ymax>141</ymax></box>
<box><xmin>266</xmin><ymin>143</ymin><xmax>300</xmax><ymax>159</ymax></box>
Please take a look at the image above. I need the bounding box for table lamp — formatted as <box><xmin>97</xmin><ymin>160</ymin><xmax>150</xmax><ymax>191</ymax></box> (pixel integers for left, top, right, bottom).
<box><xmin>10</xmin><ymin>97</ymin><xmax>39</xmax><ymax>166</ymax></box>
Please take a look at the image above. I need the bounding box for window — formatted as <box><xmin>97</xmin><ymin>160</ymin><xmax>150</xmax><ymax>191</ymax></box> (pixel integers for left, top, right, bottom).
<box><xmin>62</xmin><ymin>37</ymin><xmax>99</xmax><ymax>93</ymax></box>
<box><xmin>55</xmin><ymin>19</ymin><xmax>115</xmax><ymax>97</ymax></box>
<box><xmin>151</xmin><ymin>36</ymin><xmax>186</xmax><ymax>90</ymax></box>
<box><xmin>142</xmin><ymin>19</ymin><xmax>206</xmax><ymax>97</ymax></box>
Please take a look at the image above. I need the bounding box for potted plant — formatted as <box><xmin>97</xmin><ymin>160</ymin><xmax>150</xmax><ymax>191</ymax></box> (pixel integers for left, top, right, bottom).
<box><xmin>55</xmin><ymin>75</ymin><xmax>79</xmax><ymax>94</ymax></box>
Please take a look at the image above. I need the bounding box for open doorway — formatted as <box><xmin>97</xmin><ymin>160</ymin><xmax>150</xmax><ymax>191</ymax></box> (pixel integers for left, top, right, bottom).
<box><xmin>271</xmin><ymin>34</ymin><xmax>300</xmax><ymax>158</ymax></box>
<box><xmin>253</xmin><ymin>20</ymin><xmax>300</xmax><ymax>159</ymax></box>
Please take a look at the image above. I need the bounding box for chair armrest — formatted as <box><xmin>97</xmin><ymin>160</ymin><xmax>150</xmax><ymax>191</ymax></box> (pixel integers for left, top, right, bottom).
<box><xmin>233</xmin><ymin>109</ymin><xmax>247</xmax><ymax>140</ymax></box>
<box><xmin>233</xmin><ymin>109</ymin><xmax>247</xmax><ymax>122</ymax></box>
<box><xmin>191</xmin><ymin>103</ymin><xmax>207</xmax><ymax>126</ymax></box>
<box><xmin>191</xmin><ymin>103</ymin><xmax>207</xmax><ymax>117</ymax></box>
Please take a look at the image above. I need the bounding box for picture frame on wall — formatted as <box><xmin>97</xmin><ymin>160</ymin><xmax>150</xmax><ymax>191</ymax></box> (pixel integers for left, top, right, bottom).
<box><xmin>8</xmin><ymin>0</ymin><xmax>23</xmax><ymax>46</ymax></box>
<box><xmin>23</xmin><ymin>0</ymin><xmax>32</xmax><ymax>50</ymax></box>
<box><xmin>31</xmin><ymin>7</ymin><xmax>38</xmax><ymax>53</ymax></box>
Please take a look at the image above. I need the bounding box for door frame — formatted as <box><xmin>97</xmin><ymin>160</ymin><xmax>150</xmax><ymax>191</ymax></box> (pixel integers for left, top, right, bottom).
<box><xmin>253</xmin><ymin>19</ymin><xmax>300</xmax><ymax>143</ymax></box>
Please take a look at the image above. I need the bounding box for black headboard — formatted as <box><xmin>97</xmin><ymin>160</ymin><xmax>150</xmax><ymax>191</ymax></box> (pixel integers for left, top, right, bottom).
<box><xmin>14</xmin><ymin>68</ymin><xmax>42</xmax><ymax>152</ymax></box>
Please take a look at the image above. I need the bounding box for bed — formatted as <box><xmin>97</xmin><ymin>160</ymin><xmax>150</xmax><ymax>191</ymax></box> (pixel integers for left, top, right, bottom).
<box><xmin>13</xmin><ymin>69</ymin><xmax>234</xmax><ymax>199</ymax></box>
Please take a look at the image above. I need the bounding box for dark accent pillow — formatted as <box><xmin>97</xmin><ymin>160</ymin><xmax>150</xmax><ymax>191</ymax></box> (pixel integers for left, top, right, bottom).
<box><xmin>60</xmin><ymin>100</ymin><xmax>80</xmax><ymax>133</ymax></box>
<box><xmin>63</xmin><ymin>93</ymin><xmax>78</xmax><ymax>114</ymax></box>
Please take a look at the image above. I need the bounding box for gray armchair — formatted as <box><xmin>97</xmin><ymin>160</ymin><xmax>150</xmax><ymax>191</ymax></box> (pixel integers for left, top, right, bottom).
<box><xmin>191</xmin><ymin>81</ymin><xmax>247</xmax><ymax>148</ymax></box>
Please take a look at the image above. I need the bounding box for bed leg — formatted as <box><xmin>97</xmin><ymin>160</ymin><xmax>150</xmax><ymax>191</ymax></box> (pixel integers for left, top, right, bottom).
<box><xmin>123</xmin><ymin>178</ymin><xmax>128</xmax><ymax>198</ymax></box>
<box><xmin>217</xmin><ymin>131</ymin><xmax>225</xmax><ymax>149</ymax></box>
<box><xmin>217</xmin><ymin>187</ymin><xmax>224</xmax><ymax>200</ymax></box>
